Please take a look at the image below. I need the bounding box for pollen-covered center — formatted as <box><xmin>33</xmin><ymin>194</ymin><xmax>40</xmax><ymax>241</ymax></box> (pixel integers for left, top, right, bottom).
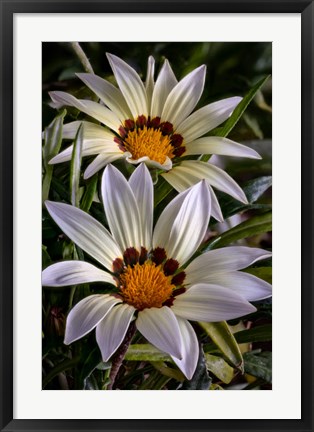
<box><xmin>124</xmin><ymin>126</ymin><xmax>174</xmax><ymax>164</ymax></box>
<box><xmin>119</xmin><ymin>261</ymin><xmax>175</xmax><ymax>310</ymax></box>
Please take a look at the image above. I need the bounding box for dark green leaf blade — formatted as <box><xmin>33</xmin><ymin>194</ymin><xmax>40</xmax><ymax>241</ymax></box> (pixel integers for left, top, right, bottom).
<box><xmin>70</xmin><ymin>123</ymin><xmax>83</xmax><ymax>207</ymax></box>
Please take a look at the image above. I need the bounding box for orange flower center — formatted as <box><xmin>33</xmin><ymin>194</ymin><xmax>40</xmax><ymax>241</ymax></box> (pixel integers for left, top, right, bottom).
<box><xmin>123</xmin><ymin>126</ymin><xmax>174</xmax><ymax>164</ymax></box>
<box><xmin>119</xmin><ymin>261</ymin><xmax>175</xmax><ymax>310</ymax></box>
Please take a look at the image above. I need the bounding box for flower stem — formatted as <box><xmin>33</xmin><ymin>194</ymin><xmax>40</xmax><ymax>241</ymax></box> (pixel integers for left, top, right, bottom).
<box><xmin>71</xmin><ymin>42</ymin><xmax>94</xmax><ymax>74</ymax></box>
<box><xmin>107</xmin><ymin>321</ymin><xmax>137</xmax><ymax>390</ymax></box>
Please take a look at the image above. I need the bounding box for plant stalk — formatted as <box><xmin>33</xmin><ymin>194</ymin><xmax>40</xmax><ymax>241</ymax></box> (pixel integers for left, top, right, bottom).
<box><xmin>71</xmin><ymin>42</ymin><xmax>94</xmax><ymax>74</ymax></box>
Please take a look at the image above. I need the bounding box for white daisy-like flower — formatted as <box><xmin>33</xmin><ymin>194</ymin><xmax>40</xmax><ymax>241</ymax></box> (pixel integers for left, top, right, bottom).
<box><xmin>42</xmin><ymin>164</ymin><xmax>271</xmax><ymax>380</ymax></box>
<box><xmin>48</xmin><ymin>53</ymin><xmax>261</xmax><ymax>221</ymax></box>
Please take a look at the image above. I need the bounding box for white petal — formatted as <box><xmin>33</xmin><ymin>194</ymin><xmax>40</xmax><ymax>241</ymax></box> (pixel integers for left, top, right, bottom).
<box><xmin>145</xmin><ymin>56</ymin><xmax>155</xmax><ymax>111</ymax></box>
<box><xmin>45</xmin><ymin>201</ymin><xmax>122</xmax><ymax>271</ymax></box>
<box><xmin>49</xmin><ymin>91</ymin><xmax>121</xmax><ymax>132</ymax></box>
<box><xmin>153</xmin><ymin>188</ymin><xmax>190</xmax><ymax>250</ymax></box>
<box><xmin>64</xmin><ymin>294</ymin><xmax>122</xmax><ymax>344</ymax></box>
<box><xmin>136</xmin><ymin>307</ymin><xmax>183</xmax><ymax>359</ymax></box>
<box><xmin>42</xmin><ymin>261</ymin><xmax>115</xmax><ymax>287</ymax></box>
<box><xmin>185</xmin><ymin>246</ymin><xmax>272</xmax><ymax>284</ymax></box>
<box><xmin>96</xmin><ymin>303</ymin><xmax>135</xmax><ymax>361</ymax></box>
<box><xmin>171</xmin><ymin>318</ymin><xmax>199</xmax><ymax>380</ymax></box>
<box><xmin>76</xmin><ymin>73</ymin><xmax>132</xmax><ymax>120</ymax></box>
<box><xmin>126</xmin><ymin>154</ymin><xmax>172</xmax><ymax>171</ymax></box>
<box><xmin>84</xmin><ymin>152</ymin><xmax>125</xmax><ymax>179</ymax></box>
<box><xmin>208</xmin><ymin>185</ymin><xmax>224</xmax><ymax>222</ymax></box>
<box><xmin>151</xmin><ymin>59</ymin><xmax>178</xmax><ymax>118</ymax></box>
<box><xmin>161</xmin><ymin>65</ymin><xmax>206</xmax><ymax>128</ymax></box>
<box><xmin>185</xmin><ymin>136</ymin><xmax>261</xmax><ymax>159</ymax></box>
<box><xmin>128</xmin><ymin>164</ymin><xmax>153</xmax><ymax>250</ymax></box>
<box><xmin>101</xmin><ymin>164</ymin><xmax>143</xmax><ymax>251</ymax></box>
<box><xmin>107</xmin><ymin>53</ymin><xmax>148</xmax><ymax>118</ymax></box>
<box><xmin>176</xmin><ymin>96</ymin><xmax>242</xmax><ymax>143</ymax></box>
<box><xmin>172</xmin><ymin>284</ymin><xmax>256</xmax><ymax>322</ymax></box>
<box><xmin>62</xmin><ymin>121</ymin><xmax>115</xmax><ymax>141</ymax></box>
<box><xmin>154</xmin><ymin>181</ymin><xmax>211</xmax><ymax>265</ymax></box>
<box><xmin>207</xmin><ymin>271</ymin><xmax>272</xmax><ymax>302</ymax></box>
<box><xmin>166</xmin><ymin>161</ymin><xmax>248</xmax><ymax>204</ymax></box>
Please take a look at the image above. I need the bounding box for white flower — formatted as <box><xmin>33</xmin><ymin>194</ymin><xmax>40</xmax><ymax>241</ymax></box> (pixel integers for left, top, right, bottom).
<box><xmin>48</xmin><ymin>53</ymin><xmax>261</xmax><ymax>221</ymax></box>
<box><xmin>42</xmin><ymin>164</ymin><xmax>271</xmax><ymax>380</ymax></box>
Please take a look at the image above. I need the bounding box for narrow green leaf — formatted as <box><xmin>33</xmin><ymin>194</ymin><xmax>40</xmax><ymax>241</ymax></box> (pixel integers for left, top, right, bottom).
<box><xmin>218</xmin><ymin>176</ymin><xmax>272</xmax><ymax>220</ymax></box>
<box><xmin>42</xmin><ymin>245</ymin><xmax>52</xmax><ymax>269</ymax></box>
<box><xmin>205</xmin><ymin>353</ymin><xmax>234</xmax><ymax>384</ymax></box>
<box><xmin>154</xmin><ymin>176</ymin><xmax>174</xmax><ymax>207</ymax></box>
<box><xmin>234</xmin><ymin>324</ymin><xmax>272</xmax><ymax>344</ymax></box>
<box><xmin>243</xmin><ymin>351</ymin><xmax>272</xmax><ymax>383</ymax></box>
<box><xmin>200</xmin><ymin>321</ymin><xmax>243</xmax><ymax>371</ymax></box>
<box><xmin>213</xmin><ymin>75</ymin><xmax>270</xmax><ymax>138</ymax></box>
<box><xmin>244</xmin><ymin>267</ymin><xmax>272</xmax><ymax>284</ymax></box>
<box><xmin>125</xmin><ymin>344</ymin><xmax>171</xmax><ymax>362</ymax></box>
<box><xmin>80</xmin><ymin>173</ymin><xmax>98</xmax><ymax>212</ymax></box>
<box><xmin>70</xmin><ymin>123</ymin><xmax>83</xmax><ymax>207</ymax></box>
<box><xmin>151</xmin><ymin>362</ymin><xmax>185</xmax><ymax>382</ymax></box>
<box><xmin>78</xmin><ymin>346</ymin><xmax>111</xmax><ymax>390</ymax></box>
<box><xmin>42</xmin><ymin>110</ymin><xmax>66</xmax><ymax>202</ymax></box>
<box><xmin>205</xmin><ymin>211</ymin><xmax>272</xmax><ymax>250</ymax></box>
<box><xmin>42</xmin><ymin>356</ymin><xmax>80</xmax><ymax>388</ymax></box>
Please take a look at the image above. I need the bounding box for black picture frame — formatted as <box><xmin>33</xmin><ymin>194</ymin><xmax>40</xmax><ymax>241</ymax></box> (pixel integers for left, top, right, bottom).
<box><xmin>1</xmin><ymin>1</ymin><xmax>313</xmax><ymax>431</ymax></box>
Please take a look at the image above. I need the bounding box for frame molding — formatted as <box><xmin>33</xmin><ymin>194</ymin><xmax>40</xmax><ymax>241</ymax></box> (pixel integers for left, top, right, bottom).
<box><xmin>1</xmin><ymin>1</ymin><xmax>313</xmax><ymax>431</ymax></box>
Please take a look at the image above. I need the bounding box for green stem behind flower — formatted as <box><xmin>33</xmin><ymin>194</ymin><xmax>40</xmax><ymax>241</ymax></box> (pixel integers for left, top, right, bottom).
<box><xmin>107</xmin><ymin>321</ymin><xmax>137</xmax><ymax>390</ymax></box>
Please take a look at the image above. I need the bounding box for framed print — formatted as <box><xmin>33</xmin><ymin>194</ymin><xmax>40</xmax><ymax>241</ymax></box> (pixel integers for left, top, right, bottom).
<box><xmin>0</xmin><ymin>1</ymin><xmax>313</xmax><ymax>431</ymax></box>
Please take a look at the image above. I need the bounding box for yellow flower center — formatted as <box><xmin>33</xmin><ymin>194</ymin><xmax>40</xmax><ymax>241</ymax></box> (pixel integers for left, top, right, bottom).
<box><xmin>123</xmin><ymin>126</ymin><xmax>174</xmax><ymax>164</ymax></box>
<box><xmin>119</xmin><ymin>261</ymin><xmax>175</xmax><ymax>310</ymax></box>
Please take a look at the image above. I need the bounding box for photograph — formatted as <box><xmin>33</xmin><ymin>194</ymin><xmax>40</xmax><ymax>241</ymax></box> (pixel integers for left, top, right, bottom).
<box><xmin>42</xmin><ymin>41</ymin><xmax>272</xmax><ymax>391</ymax></box>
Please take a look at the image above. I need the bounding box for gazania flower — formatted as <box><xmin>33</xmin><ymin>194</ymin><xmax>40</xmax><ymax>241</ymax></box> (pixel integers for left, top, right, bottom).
<box><xmin>42</xmin><ymin>164</ymin><xmax>271</xmax><ymax>379</ymax></box>
<box><xmin>49</xmin><ymin>53</ymin><xmax>261</xmax><ymax>221</ymax></box>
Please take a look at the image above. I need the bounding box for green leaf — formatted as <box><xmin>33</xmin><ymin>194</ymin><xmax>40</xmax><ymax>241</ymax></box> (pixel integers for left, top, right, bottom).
<box><xmin>70</xmin><ymin>123</ymin><xmax>83</xmax><ymax>207</ymax></box>
<box><xmin>234</xmin><ymin>324</ymin><xmax>272</xmax><ymax>344</ymax></box>
<box><xmin>205</xmin><ymin>211</ymin><xmax>272</xmax><ymax>250</ymax></box>
<box><xmin>42</xmin><ymin>356</ymin><xmax>80</xmax><ymax>388</ymax></box>
<box><xmin>205</xmin><ymin>353</ymin><xmax>234</xmax><ymax>384</ymax></box>
<box><xmin>42</xmin><ymin>110</ymin><xmax>66</xmax><ymax>202</ymax></box>
<box><xmin>80</xmin><ymin>174</ymin><xmax>98</xmax><ymax>212</ymax></box>
<box><xmin>243</xmin><ymin>351</ymin><xmax>272</xmax><ymax>383</ymax></box>
<box><xmin>78</xmin><ymin>346</ymin><xmax>111</xmax><ymax>390</ymax></box>
<box><xmin>244</xmin><ymin>267</ymin><xmax>272</xmax><ymax>284</ymax></box>
<box><xmin>181</xmin><ymin>345</ymin><xmax>211</xmax><ymax>390</ymax></box>
<box><xmin>125</xmin><ymin>344</ymin><xmax>171</xmax><ymax>362</ymax></box>
<box><xmin>200</xmin><ymin>321</ymin><xmax>243</xmax><ymax>371</ymax></box>
<box><xmin>154</xmin><ymin>176</ymin><xmax>174</xmax><ymax>207</ymax></box>
<box><xmin>213</xmin><ymin>75</ymin><xmax>270</xmax><ymax>138</ymax></box>
<box><xmin>218</xmin><ymin>176</ymin><xmax>272</xmax><ymax>220</ymax></box>
<box><xmin>42</xmin><ymin>245</ymin><xmax>52</xmax><ymax>269</ymax></box>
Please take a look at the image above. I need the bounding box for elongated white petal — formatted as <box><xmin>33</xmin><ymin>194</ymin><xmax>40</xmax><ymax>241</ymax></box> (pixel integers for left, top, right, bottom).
<box><xmin>185</xmin><ymin>137</ymin><xmax>261</xmax><ymax>159</ymax></box>
<box><xmin>164</xmin><ymin>161</ymin><xmax>248</xmax><ymax>203</ymax></box>
<box><xmin>137</xmin><ymin>307</ymin><xmax>183</xmax><ymax>359</ymax></box>
<box><xmin>50</xmin><ymin>139</ymin><xmax>119</xmax><ymax>164</ymax></box>
<box><xmin>107</xmin><ymin>53</ymin><xmax>148</xmax><ymax>118</ymax></box>
<box><xmin>153</xmin><ymin>188</ymin><xmax>190</xmax><ymax>250</ymax></box>
<box><xmin>207</xmin><ymin>271</ymin><xmax>272</xmax><ymax>301</ymax></box>
<box><xmin>185</xmin><ymin>247</ymin><xmax>271</xmax><ymax>284</ymax></box>
<box><xmin>42</xmin><ymin>261</ymin><xmax>115</xmax><ymax>287</ymax></box>
<box><xmin>76</xmin><ymin>73</ymin><xmax>132</xmax><ymax>120</ymax></box>
<box><xmin>49</xmin><ymin>91</ymin><xmax>121</xmax><ymax>132</ymax></box>
<box><xmin>145</xmin><ymin>56</ymin><xmax>155</xmax><ymax>111</ymax></box>
<box><xmin>45</xmin><ymin>201</ymin><xmax>122</xmax><ymax>271</ymax></box>
<box><xmin>172</xmin><ymin>284</ymin><xmax>256</xmax><ymax>322</ymax></box>
<box><xmin>171</xmin><ymin>318</ymin><xmax>199</xmax><ymax>380</ymax></box>
<box><xmin>164</xmin><ymin>181</ymin><xmax>211</xmax><ymax>265</ymax></box>
<box><xmin>151</xmin><ymin>59</ymin><xmax>178</xmax><ymax>118</ymax></box>
<box><xmin>176</xmin><ymin>96</ymin><xmax>242</xmax><ymax>143</ymax></box>
<box><xmin>208</xmin><ymin>185</ymin><xmax>224</xmax><ymax>222</ymax></box>
<box><xmin>84</xmin><ymin>152</ymin><xmax>125</xmax><ymax>179</ymax></box>
<box><xmin>129</xmin><ymin>164</ymin><xmax>153</xmax><ymax>250</ymax></box>
<box><xmin>161</xmin><ymin>65</ymin><xmax>206</xmax><ymax>127</ymax></box>
<box><xmin>96</xmin><ymin>304</ymin><xmax>135</xmax><ymax>362</ymax></box>
<box><xmin>62</xmin><ymin>121</ymin><xmax>115</xmax><ymax>141</ymax></box>
<box><xmin>64</xmin><ymin>294</ymin><xmax>122</xmax><ymax>344</ymax></box>
<box><xmin>102</xmin><ymin>164</ymin><xmax>143</xmax><ymax>251</ymax></box>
